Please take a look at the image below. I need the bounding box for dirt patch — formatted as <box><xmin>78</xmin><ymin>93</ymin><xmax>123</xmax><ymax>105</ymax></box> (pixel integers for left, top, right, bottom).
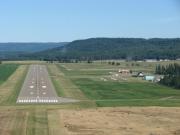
<box><xmin>0</xmin><ymin>110</ymin><xmax>27</xmax><ymax>135</ymax></box>
<box><xmin>60</xmin><ymin>107</ymin><xmax>180</xmax><ymax>135</ymax></box>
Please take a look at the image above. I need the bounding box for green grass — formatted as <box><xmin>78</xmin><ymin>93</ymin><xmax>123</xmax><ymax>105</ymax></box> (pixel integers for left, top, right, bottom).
<box><xmin>27</xmin><ymin>109</ymin><xmax>49</xmax><ymax>135</ymax></box>
<box><xmin>57</xmin><ymin>62</ymin><xmax>180</xmax><ymax>107</ymax></box>
<box><xmin>0</xmin><ymin>65</ymin><xmax>28</xmax><ymax>105</ymax></box>
<box><xmin>0</xmin><ymin>61</ymin><xmax>180</xmax><ymax>134</ymax></box>
<box><xmin>2</xmin><ymin>66</ymin><xmax>28</xmax><ymax>105</ymax></box>
<box><xmin>47</xmin><ymin>65</ymin><xmax>65</xmax><ymax>97</ymax></box>
<box><xmin>96</xmin><ymin>99</ymin><xmax>180</xmax><ymax>107</ymax></box>
<box><xmin>47</xmin><ymin>64</ymin><xmax>90</xmax><ymax>100</ymax></box>
<box><xmin>73</xmin><ymin>78</ymin><xmax>180</xmax><ymax>100</ymax></box>
<box><xmin>0</xmin><ymin>64</ymin><xmax>19</xmax><ymax>84</ymax></box>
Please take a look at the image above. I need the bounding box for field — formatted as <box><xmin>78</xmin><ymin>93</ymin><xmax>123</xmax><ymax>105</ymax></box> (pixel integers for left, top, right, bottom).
<box><xmin>0</xmin><ymin>60</ymin><xmax>180</xmax><ymax>135</ymax></box>
<box><xmin>55</xmin><ymin>61</ymin><xmax>180</xmax><ymax>107</ymax></box>
<box><xmin>0</xmin><ymin>64</ymin><xmax>19</xmax><ymax>85</ymax></box>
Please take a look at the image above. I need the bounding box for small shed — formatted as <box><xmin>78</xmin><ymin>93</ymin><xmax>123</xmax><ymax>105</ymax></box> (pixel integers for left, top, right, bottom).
<box><xmin>118</xmin><ymin>69</ymin><xmax>130</xmax><ymax>74</ymax></box>
<box><xmin>154</xmin><ymin>75</ymin><xmax>164</xmax><ymax>82</ymax></box>
<box><xmin>144</xmin><ymin>76</ymin><xmax>155</xmax><ymax>81</ymax></box>
<box><xmin>132</xmin><ymin>72</ymin><xmax>144</xmax><ymax>77</ymax></box>
<box><xmin>137</xmin><ymin>72</ymin><xmax>144</xmax><ymax>77</ymax></box>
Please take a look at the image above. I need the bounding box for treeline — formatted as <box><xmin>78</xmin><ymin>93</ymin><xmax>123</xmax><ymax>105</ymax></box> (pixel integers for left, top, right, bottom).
<box><xmin>43</xmin><ymin>59</ymin><xmax>93</xmax><ymax>64</ymax></box>
<box><xmin>156</xmin><ymin>63</ymin><xmax>180</xmax><ymax>89</ymax></box>
<box><xmin>29</xmin><ymin>38</ymin><xmax>180</xmax><ymax>61</ymax></box>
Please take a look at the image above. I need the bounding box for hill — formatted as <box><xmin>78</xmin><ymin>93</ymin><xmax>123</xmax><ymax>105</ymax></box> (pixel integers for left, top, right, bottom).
<box><xmin>30</xmin><ymin>38</ymin><xmax>180</xmax><ymax>61</ymax></box>
<box><xmin>0</xmin><ymin>42</ymin><xmax>68</xmax><ymax>52</ymax></box>
<box><xmin>0</xmin><ymin>42</ymin><xmax>68</xmax><ymax>60</ymax></box>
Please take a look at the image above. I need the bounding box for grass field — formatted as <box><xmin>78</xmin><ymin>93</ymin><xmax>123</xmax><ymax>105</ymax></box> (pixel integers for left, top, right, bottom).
<box><xmin>0</xmin><ymin>65</ymin><xmax>28</xmax><ymax>105</ymax></box>
<box><xmin>0</xmin><ymin>61</ymin><xmax>180</xmax><ymax>135</ymax></box>
<box><xmin>0</xmin><ymin>64</ymin><xmax>19</xmax><ymax>85</ymax></box>
<box><xmin>73</xmin><ymin>79</ymin><xmax>180</xmax><ymax>100</ymax></box>
<box><xmin>56</xmin><ymin>61</ymin><xmax>180</xmax><ymax>107</ymax></box>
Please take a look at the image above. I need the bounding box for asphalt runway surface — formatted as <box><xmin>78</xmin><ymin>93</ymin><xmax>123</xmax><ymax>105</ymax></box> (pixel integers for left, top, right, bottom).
<box><xmin>17</xmin><ymin>65</ymin><xmax>77</xmax><ymax>104</ymax></box>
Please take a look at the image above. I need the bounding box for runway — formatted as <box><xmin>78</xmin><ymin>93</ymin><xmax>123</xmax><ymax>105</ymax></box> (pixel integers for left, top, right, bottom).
<box><xmin>17</xmin><ymin>65</ymin><xmax>77</xmax><ymax>104</ymax></box>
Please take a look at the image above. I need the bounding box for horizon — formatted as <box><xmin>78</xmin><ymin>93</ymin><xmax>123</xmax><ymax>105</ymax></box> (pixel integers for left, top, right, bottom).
<box><xmin>0</xmin><ymin>0</ymin><xmax>180</xmax><ymax>42</ymax></box>
<box><xmin>0</xmin><ymin>37</ymin><xmax>180</xmax><ymax>43</ymax></box>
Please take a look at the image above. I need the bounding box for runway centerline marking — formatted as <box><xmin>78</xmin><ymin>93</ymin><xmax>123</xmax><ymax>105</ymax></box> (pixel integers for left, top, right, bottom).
<box><xmin>17</xmin><ymin>64</ymin><xmax>78</xmax><ymax>104</ymax></box>
<box><xmin>42</xmin><ymin>86</ymin><xmax>47</xmax><ymax>89</ymax></box>
<box><xmin>17</xmin><ymin>64</ymin><xmax>60</xmax><ymax>104</ymax></box>
<box><xmin>29</xmin><ymin>86</ymin><xmax>34</xmax><ymax>88</ymax></box>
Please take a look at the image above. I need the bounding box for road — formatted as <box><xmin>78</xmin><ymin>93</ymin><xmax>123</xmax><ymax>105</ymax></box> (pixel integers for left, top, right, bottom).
<box><xmin>17</xmin><ymin>65</ymin><xmax>77</xmax><ymax>104</ymax></box>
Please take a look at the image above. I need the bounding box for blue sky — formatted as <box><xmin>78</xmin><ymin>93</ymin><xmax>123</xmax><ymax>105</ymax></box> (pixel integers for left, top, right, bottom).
<box><xmin>0</xmin><ymin>0</ymin><xmax>179</xmax><ymax>42</ymax></box>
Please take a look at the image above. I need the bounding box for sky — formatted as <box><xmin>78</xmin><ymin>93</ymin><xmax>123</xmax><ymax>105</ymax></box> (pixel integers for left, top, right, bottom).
<box><xmin>0</xmin><ymin>0</ymin><xmax>179</xmax><ymax>42</ymax></box>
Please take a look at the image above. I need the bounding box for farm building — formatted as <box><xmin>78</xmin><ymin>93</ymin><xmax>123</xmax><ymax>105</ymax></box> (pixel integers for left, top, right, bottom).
<box><xmin>132</xmin><ymin>72</ymin><xmax>144</xmax><ymax>77</ymax></box>
<box><xmin>118</xmin><ymin>69</ymin><xmax>130</xmax><ymax>74</ymax></box>
<box><xmin>144</xmin><ymin>76</ymin><xmax>155</xmax><ymax>81</ymax></box>
<box><xmin>137</xmin><ymin>72</ymin><xmax>144</xmax><ymax>77</ymax></box>
<box><xmin>154</xmin><ymin>75</ymin><xmax>164</xmax><ymax>82</ymax></box>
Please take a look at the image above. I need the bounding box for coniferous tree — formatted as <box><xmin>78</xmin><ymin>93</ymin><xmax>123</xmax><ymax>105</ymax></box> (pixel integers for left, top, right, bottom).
<box><xmin>157</xmin><ymin>63</ymin><xmax>180</xmax><ymax>89</ymax></box>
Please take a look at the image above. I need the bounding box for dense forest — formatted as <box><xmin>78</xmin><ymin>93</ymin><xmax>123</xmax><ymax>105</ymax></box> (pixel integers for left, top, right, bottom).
<box><xmin>1</xmin><ymin>38</ymin><xmax>180</xmax><ymax>60</ymax></box>
<box><xmin>30</xmin><ymin>38</ymin><xmax>180</xmax><ymax>61</ymax></box>
<box><xmin>156</xmin><ymin>63</ymin><xmax>180</xmax><ymax>89</ymax></box>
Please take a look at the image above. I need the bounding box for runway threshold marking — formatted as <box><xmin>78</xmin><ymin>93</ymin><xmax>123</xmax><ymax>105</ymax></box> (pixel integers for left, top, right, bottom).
<box><xmin>17</xmin><ymin>99</ymin><xmax>58</xmax><ymax>103</ymax></box>
<box><xmin>17</xmin><ymin>65</ymin><xmax>61</xmax><ymax>104</ymax></box>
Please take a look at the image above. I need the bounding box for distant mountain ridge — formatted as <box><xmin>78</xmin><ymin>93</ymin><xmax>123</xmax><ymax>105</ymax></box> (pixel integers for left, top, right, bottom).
<box><xmin>31</xmin><ymin>38</ymin><xmax>180</xmax><ymax>60</ymax></box>
<box><xmin>0</xmin><ymin>42</ymin><xmax>68</xmax><ymax>52</ymax></box>
<box><xmin>0</xmin><ymin>42</ymin><xmax>68</xmax><ymax>60</ymax></box>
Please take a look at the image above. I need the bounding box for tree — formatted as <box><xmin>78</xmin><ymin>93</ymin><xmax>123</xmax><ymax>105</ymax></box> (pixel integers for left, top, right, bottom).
<box><xmin>111</xmin><ymin>61</ymin><xmax>115</xmax><ymax>65</ymax></box>
<box><xmin>108</xmin><ymin>61</ymin><xmax>112</xmax><ymax>65</ymax></box>
<box><xmin>87</xmin><ymin>59</ymin><xmax>93</xmax><ymax>63</ymax></box>
<box><xmin>157</xmin><ymin>63</ymin><xmax>180</xmax><ymax>89</ymax></box>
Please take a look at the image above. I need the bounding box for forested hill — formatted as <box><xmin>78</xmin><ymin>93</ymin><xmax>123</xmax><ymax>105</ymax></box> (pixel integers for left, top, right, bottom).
<box><xmin>31</xmin><ymin>38</ymin><xmax>180</xmax><ymax>60</ymax></box>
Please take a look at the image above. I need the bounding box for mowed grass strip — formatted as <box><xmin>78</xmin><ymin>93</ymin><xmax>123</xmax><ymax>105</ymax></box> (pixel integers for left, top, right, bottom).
<box><xmin>26</xmin><ymin>108</ymin><xmax>49</xmax><ymax>135</ymax></box>
<box><xmin>96</xmin><ymin>99</ymin><xmax>180</xmax><ymax>107</ymax></box>
<box><xmin>73</xmin><ymin>78</ymin><xmax>180</xmax><ymax>100</ymax></box>
<box><xmin>47</xmin><ymin>110</ymin><xmax>67</xmax><ymax>135</ymax></box>
<box><xmin>47</xmin><ymin>64</ymin><xmax>87</xmax><ymax>100</ymax></box>
<box><xmin>72</xmin><ymin>78</ymin><xmax>180</xmax><ymax>106</ymax></box>
<box><xmin>0</xmin><ymin>64</ymin><xmax>19</xmax><ymax>85</ymax></box>
<box><xmin>0</xmin><ymin>65</ymin><xmax>28</xmax><ymax>105</ymax></box>
<box><xmin>48</xmin><ymin>64</ymin><xmax>97</xmax><ymax>108</ymax></box>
